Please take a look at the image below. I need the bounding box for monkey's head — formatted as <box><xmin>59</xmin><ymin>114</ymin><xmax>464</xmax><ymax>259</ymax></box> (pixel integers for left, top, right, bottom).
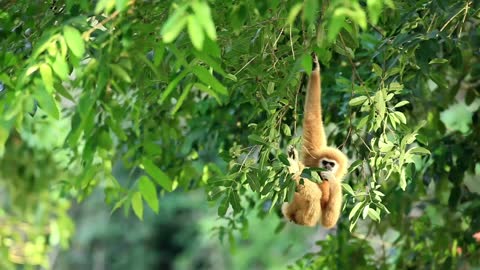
<box><xmin>316</xmin><ymin>147</ymin><xmax>349</xmax><ymax>179</ymax></box>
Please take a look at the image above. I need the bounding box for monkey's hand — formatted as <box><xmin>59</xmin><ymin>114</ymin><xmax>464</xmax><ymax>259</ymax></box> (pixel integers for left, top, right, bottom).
<box><xmin>287</xmin><ymin>145</ymin><xmax>297</xmax><ymax>160</ymax></box>
<box><xmin>311</xmin><ymin>53</ymin><xmax>319</xmax><ymax>70</ymax></box>
<box><xmin>287</xmin><ymin>146</ymin><xmax>301</xmax><ymax>175</ymax></box>
<box><xmin>320</xmin><ymin>171</ymin><xmax>336</xmax><ymax>182</ymax></box>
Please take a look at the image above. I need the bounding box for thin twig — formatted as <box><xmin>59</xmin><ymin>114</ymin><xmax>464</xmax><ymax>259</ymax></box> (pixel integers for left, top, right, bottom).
<box><xmin>240</xmin><ymin>146</ymin><xmax>257</xmax><ymax>170</ymax></box>
<box><xmin>234</xmin><ymin>56</ymin><xmax>257</xmax><ymax>76</ymax></box>
<box><xmin>293</xmin><ymin>82</ymin><xmax>301</xmax><ymax>136</ymax></box>
<box><xmin>289</xmin><ymin>25</ymin><xmax>295</xmax><ymax>60</ymax></box>
<box><xmin>440</xmin><ymin>5</ymin><xmax>465</xmax><ymax>32</ymax></box>
<box><xmin>459</xmin><ymin>1</ymin><xmax>471</xmax><ymax>36</ymax></box>
<box><xmin>83</xmin><ymin>11</ymin><xmax>120</xmax><ymax>40</ymax></box>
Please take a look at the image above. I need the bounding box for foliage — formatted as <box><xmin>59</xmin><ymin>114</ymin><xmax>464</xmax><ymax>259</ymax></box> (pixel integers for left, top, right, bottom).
<box><xmin>0</xmin><ymin>0</ymin><xmax>480</xmax><ymax>269</ymax></box>
<box><xmin>53</xmin><ymin>188</ymin><xmax>312</xmax><ymax>270</ymax></box>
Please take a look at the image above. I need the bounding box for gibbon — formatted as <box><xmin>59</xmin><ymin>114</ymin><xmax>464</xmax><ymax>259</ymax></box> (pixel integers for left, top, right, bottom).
<box><xmin>282</xmin><ymin>54</ymin><xmax>349</xmax><ymax>228</ymax></box>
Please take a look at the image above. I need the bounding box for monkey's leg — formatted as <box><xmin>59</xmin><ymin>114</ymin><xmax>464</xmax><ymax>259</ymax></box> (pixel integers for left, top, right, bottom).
<box><xmin>320</xmin><ymin>172</ymin><xmax>342</xmax><ymax>228</ymax></box>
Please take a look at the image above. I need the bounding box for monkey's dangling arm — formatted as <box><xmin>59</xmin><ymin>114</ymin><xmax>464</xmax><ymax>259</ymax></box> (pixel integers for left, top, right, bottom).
<box><xmin>302</xmin><ymin>54</ymin><xmax>327</xmax><ymax>166</ymax></box>
<box><xmin>320</xmin><ymin>175</ymin><xmax>342</xmax><ymax>228</ymax></box>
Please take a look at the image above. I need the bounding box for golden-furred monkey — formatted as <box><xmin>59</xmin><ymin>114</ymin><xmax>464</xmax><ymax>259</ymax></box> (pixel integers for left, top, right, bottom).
<box><xmin>282</xmin><ymin>54</ymin><xmax>349</xmax><ymax>228</ymax></box>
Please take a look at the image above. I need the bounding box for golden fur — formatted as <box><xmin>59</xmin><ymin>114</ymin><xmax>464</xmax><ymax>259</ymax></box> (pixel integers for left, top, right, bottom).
<box><xmin>282</xmin><ymin>54</ymin><xmax>349</xmax><ymax>228</ymax></box>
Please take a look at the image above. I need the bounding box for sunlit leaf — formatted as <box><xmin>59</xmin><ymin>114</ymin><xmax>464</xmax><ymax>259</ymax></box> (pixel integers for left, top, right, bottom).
<box><xmin>408</xmin><ymin>147</ymin><xmax>431</xmax><ymax>155</ymax></box>
<box><xmin>349</xmin><ymin>201</ymin><xmax>363</xmax><ymax>220</ymax></box>
<box><xmin>34</xmin><ymin>84</ymin><xmax>60</xmax><ymax>119</ymax></box>
<box><xmin>188</xmin><ymin>15</ymin><xmax>205</xmax><ymax>50</ymax></box>
<box><xmin>191</xmin><ymin>1</ymin><xmax>217</xmax><ymax>40</ymax></box>
<box><xmin>138</xmin><ymin>176</ymin><xmax>159</xmax><ymax>214</ymax></box>
<box><xmin>367</xmin><ymin>208</ymin><xmax>381</xmax><ymax>222</ymax></box>
<box><xmin>110</xmin><ymin>64</ymin><xmax>132</xmax><ymax>83</ymax></box>
<box><xmin>63</xmin><ymin>26</ymin><xmax>85</xmax><ymax>58</ymax></box>
<box><xmin>161</xmin><ymin>6</ymin><xmax>188</xmax><ymax>43</ymax></box>
<box><xmin>394</xmin><ymin>101</ymin><xmax>409</xmax><ymax>108</ymax></box>
<box><xmin>39</xmin><ymin>63</ymin><xmax>54</xmax><ymax>92</ymax></box>
<box><xmin>192</xmin><ymin>66</ymin><xmax>228</xmax><ymax>95</ymax></box>
<box><xmin>349</xmin><ymin>96</ymin><xmax>368</xmax><ymax>106</ymax></box>
<box><xmin>287</xmin><ymin>3</ymin><xmax>303</xmax><ymax>25</ymax></box>
<box><xmin>51</xmin><ymin>54</ymin><xmax>70</xmax><ymax>80</ymax></box>
<box><xmin>131</xmin><ymin>192</ymin><xmax>144</xmax><ymax>220</ymax></box>
<box><xmin>142</xmin><ymin>158</ymin><xmax>173</xmax><ymax>192</ymax></box>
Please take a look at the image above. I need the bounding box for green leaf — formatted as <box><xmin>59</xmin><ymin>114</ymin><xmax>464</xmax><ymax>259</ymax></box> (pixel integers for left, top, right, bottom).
<box><xmin>301</xmin><ymin>54</ymin><xmax>312</xmax><ymax>75</ymax></box>
<box><xmin>95</xmin><ymin>0</ymin><xmax>115</xmax><ymax>14</ymax></box>
<box><xmin>172</xmin><ymin>83</ymin><xmax>192</xmax><ymax>115</ymax></box>
<box><xmin>39</xmin><ymin>63</ymin><xmax>54</xmax><ymax>92</ymax></box>
<box><xmin>362</xmin><ymin>203</ymin><xmax>370</xmax><ymax>219</ymax></box>
<box><xmin>287</xmin><ymin>3</ymin><xmax>303</xmax><ymax>25</ymax></box>
<box><xmin>110</xmin><ymin>64</ymin><xmax>132</xmax><ymax>83</ymax></box>
<box><xmin>34</xmin><ymin>84</ymin><xmax>60</xmax><ymax>119</ymax></box>
<box><xmin>440</xmin><ymin>102</ymin><xmax>473</xmax><ymax>134</ymax></box>
<box><xmin>138</xmin><ymin>176</ymin><xmax>159</xmax><ymax>214</ymax></box>
<box><xmin>348</xmin><ymin>159</ymin><xmax>363</xmax><ymax>173</ymax></box>
<box><xmin>161</xmin><ymin>6</ymin><xmax>188</xmax><ymax>43</ymax></box>
<box><xmin>261</xmin><ymin>181</ymin><xmax>275</xmax><ymax>195</ymax></box>
<box><xmin>188</xmin><ymin>15</ymin><xmax>205</xmax><ymax>50</ymax></box>
<box><xmin>191</xmin><ymin>1</ymin><xmax>217</xmax><ymax>40</ymax></box>
<box><xmin>367</xmin><ymin>0</ymin><xmax>383</xmax><ymax>24</ymax></box>
<box><xmin>159</xmin><ymin>69</ymin><xmax>189</xmax><ymax>104</ymax></box>
<box><xmin>357</xmin><ymin>115</ymin><xmax>369</xmax><ymax>129</ymax></box>
<box><xmin>311</xmin><ymin>171</ymin><xmax>321</xmax><ymax>183</ymax></box>
<box><xmin>278</xmin><ymin>153</ymin><xmax>290</xmax><ymax>166</ymax></box>
<box><xmin>131</xmin><ymin>192</ymin><xmax>144</xmax><ymax>220</ymax></box>
<box><xmin>342</xmin><ymin>183</ymin><xmax>355</xmax><ymax>196</ymax></box>
<box><xmin>429</xmin><ymin>58</ymin><xmax>448</xmax><ymax>64</ymax></box>
<box><xmin>349</xmin><ymin>96</ymin><xmax>368</xmax><ymax>106</ymax></box>
<box><xmin>393</xmin><ymin>111</ymin><xmax>407</xmax><ymax>124</ymax></box>
<box><xmin>394</xmin><ymin>101</ymin><xmax>409</xmax><ymax>108</ymax></box>
<box><xmin>192</xmin><ymin>66</ymin><xmax>228</xmax><ymax>95</ymax></box>
<box><xmin>399</xmin><ymin>168</ymin><xmax>406</xmax><ymax>190</ymax></box>
<box><xmin>63</xmin><ymin>26</ymin><xmax>85</xmax><ymax>58</ymax></box>
<box><xmin>328</xmin><ymin>8</ymin><xmax>347</xmax><ymax>42</ymax></box>
<box><xmin>303</xmin><ymin>0</ymin><xmax>319</xmax><ymax>24</ymax></box>
<box><xmin>367</xmin><ymin>208</ymin><xmax>381</xmax><ymax>222</ymax></box>
<box><xmin>349</xmin><ymin>201</ymin><xmax>363</xmax><ymax>220</ymax></box>
<box><xmin>193</xmin><ymin>83</ymin><xmax>222</xmax><ymax>104</ymax></box>
<box><xmin>409</xmin><ymin>147</ymin><xmax>431</xmax><ymax>155</ymax></box>
<box><xmin>375</xmin><ymin>91</ymin><xmax>386</xmax><ymax>118</ymax></box>
<box><xmin>142</xmin><ymin>158</ymin><xmax>173</xmax><ymax>192</ymax></box>
<box><xmin>115</xmin><ymin>0</ymin><xmax>129</xmax><ymax>12</ymax></box>
<box><xmin>248</xmin><ymin>134</ymin><xmax>268</xmax><ymax>146</ymax></box>
<box><xmin>51</xmin><ymin>54</ymin><xmax>70</xmax><ymax>80</ymax></box>
<box><xmin>286</xmin><ymin>179</ymin><xmax>296</xmax><ymax>202</ymax></box>
<box><xmin>268</xmin><ymin>193</ymin><xmax>278</xmax><ymax>213</ymax></box>
<box><xmin>282</xmin><ymin>124</ymin><xmax>291</xmax><ymax>136</ymax></box>
<box><xmin>229</xmin><ymin>191</ymin><xmax>242</xmax><ymax>213</ymax></box>
<box><xmin>247</xmin><ymin>174</ymin><xmax>260</xmax><ymax>192</ymax></box>
<box><xmin>372</xmin><ymin>63</ymin><xmax>383</xmax><ymax>77</ymax></box>
<box><xmin>389</xmin><ymin>82</ymin><xmax>403</xmax><ymax>91</ymax></box>
<box><xmin>218</xmin><ymin>193</ymin><xmax>229</xmax><ymax>217</ymax></box>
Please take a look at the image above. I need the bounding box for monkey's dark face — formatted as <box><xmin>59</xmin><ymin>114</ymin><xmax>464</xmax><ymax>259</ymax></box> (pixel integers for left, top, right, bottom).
<box><xmin>319</xmin><ymin>158</ymin><xmax>338</xmax><ymax>174</ymax></box>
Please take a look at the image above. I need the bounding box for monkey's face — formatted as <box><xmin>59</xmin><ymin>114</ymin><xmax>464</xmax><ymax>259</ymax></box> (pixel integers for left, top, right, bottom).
<box><xmin>319</xmin><ymin>158</ymin><xmax>338</xmax><ymax>174</ymax></box>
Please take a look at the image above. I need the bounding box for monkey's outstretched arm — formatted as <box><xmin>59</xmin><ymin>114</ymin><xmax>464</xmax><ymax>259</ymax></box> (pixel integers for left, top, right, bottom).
<box><xmin>302</xmin><ymin>54</ymin><xmax>327</xmax><ymax>167</ymax></box>
<box><xmin>320</xmin><ymin>171</ymin><xmax>342</xmax><ymax>228</ymax></box>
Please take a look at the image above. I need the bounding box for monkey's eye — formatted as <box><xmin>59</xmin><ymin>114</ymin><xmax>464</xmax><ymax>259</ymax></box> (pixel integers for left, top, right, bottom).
<box><xmin>322</xmin><ymin>160</ymin><xmax>328</xmax><ymax>166</ymax></box>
